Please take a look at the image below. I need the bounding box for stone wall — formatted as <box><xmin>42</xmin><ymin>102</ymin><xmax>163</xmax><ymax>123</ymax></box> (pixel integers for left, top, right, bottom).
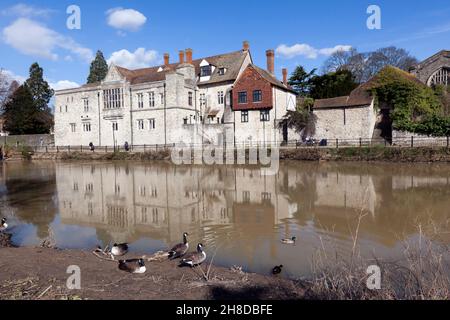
<box><xmin>410</xmin><ymin>50</ymin><xmax>450</xmax><ymax>85</ymax></box>
<box><xmin>1</xmin><ymin>134</ymin><xmax>54</xmax><ymax>146</ymax></box>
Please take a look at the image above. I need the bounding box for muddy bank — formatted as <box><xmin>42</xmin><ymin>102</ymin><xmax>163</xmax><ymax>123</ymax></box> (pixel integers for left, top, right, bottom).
<box><xmin>28</xmin><ymin>146</ymin><xmax>450</xmax><ymax>163</ymax></box>
<box><xmin>0</xmin><ymin>246</ymin><xmax>305</xmax><ymax>300</ymax></box>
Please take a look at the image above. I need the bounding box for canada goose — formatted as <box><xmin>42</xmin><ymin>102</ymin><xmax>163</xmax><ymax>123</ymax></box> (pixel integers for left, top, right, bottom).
<box><xmin>0</xmin><ymin>218</ymin><xmax>8</xmax><ymax>232</ymax></box>
<box><xmin>111</xmin><ymin>243</ymin><xmax>129</xmax><ymax>256</ymax></box>
<box><xmin>168</xmin><ymin>232</ymin><xmax>189</xmax><ymax>259</ymax></box>
<box><xmin>272</xmin><ymin>265</ymin><xmax>283</xmax><ymax>275</ymax></box>
<box><xmin>179</xmin><ymin>243</ymin><xmax>206</xmax><ymax>267</ymax></box>
<box><xmin>281</xmin><ymin>236</ymin><xmax>297</xmax><ymax>244</ymax></box>
<box><xmin>118</xmin><ymin>259</ymin><xmax>146</xmax><ymax>274</ymax></box>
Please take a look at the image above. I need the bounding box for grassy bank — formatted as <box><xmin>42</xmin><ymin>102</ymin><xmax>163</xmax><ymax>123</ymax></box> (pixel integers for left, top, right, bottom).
<box><xmin>28</xmin><ymin>146</ymin><xmax>450</xmax><ymax>163</ymax></box>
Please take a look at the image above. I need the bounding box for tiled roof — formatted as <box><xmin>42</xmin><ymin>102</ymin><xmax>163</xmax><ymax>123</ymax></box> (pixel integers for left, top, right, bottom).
<box><xmin>246</xmin><ymin>64</ymin><xmax>297</xmax><ymax>93</ymax></box>
<box><xmin>313</xmin><ymin>85</ymin><xmax>373</xmax><ymax>109</ymax></box>
<box><xmin>115</xmin><ymin>50</ymin><xmax>249</xmax><ymax>86</ymax></box>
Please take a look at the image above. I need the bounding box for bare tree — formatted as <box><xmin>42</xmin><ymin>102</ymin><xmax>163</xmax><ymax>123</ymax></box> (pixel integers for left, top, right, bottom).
<box><xmin>0</xmin><ymin>69</ymin><xmax>20</xmax><ymax>110</ymax></box>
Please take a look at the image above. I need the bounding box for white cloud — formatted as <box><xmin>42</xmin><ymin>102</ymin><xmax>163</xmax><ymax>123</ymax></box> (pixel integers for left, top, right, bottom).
<box><xmin>1</xmin><ymin>69</ymin><xmax>26</xmax><ymax>84</ymax></box>
<box><xmin>49</xmin><ymin>80</ymin><xmax>80</xmax><ymax>91</ymax></box>
<box><xmin>1</xmin><ymin>3</ymin><xmax>54</xmax><ymax>18</ymax></box>
<box><xmin>106</xmin><ymin>8</ymin><xmax>147</xmax><ymax>32</ymax></box>
<box><xmin>276</xmin><ymin>43</ymin><xmax>352</xmax><ymax>59</ymax></box>
<box><xmin>107</xmin><ymin>48</ymin><xmax>159</xmax><ymax>69</ymax></box>
<box><xmin>2</xmin><ymin>18</ymin><xmax>93</xmax><ymax>62</ymax></box>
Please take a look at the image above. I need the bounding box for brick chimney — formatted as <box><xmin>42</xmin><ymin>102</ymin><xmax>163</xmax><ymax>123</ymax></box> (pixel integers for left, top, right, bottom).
<box><xmin>243</xmin><ymin>40</ymin><xmax>250</xmax><ymax>51</ymax></box>
<box><xmin>266</xmin><ymin>49</ymin><xmax>275</xmax><ymax>75</ymax></box>
<box><xmin>179</xmin><ymin>50</ymin><xmax>185</xmax><ymax>64</ymax></box>
<box><xmin>164</xmin><ymin>53</ymin><xmax>170</xmax><ymax>67</ymax></box>
<box><xmin>282</xmin><ymin>68</ymin><xmax>288</xmax><ymax>85</ymax></box>
<box><xmin>185</xmin><ymin>48</ymin><xmax>193</xmax><ymax>64</ymax></box>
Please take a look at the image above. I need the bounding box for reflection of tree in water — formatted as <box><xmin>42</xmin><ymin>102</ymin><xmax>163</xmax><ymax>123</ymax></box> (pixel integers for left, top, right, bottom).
<box><xmin>5</xmin><ymin>173</ymin><xmax>57</xmax><ymax>239</ymax></box>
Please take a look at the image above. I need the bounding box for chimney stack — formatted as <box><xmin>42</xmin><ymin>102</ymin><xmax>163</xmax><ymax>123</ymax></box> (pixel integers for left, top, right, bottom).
<box><xmin>266</xmin><ymin>49</ymin><xmax>275</xmax><ymax>75</ymax></box>
<box><xmin>164</xmin><ymin>53</ymin><xmax>170</xmax><ymax>67</ymax></box>
<box><xmin>185</xmin><ymin>48</ymin><xmax>193</xmax><ymax>64</ymax></box>
<box><xmin>179</xmin><ymin>50</ymin><xmax>185</xmax><ymax>64</ymax></box>
<box><xmin>282</xmin><ymin>68</ymin><xmax>288</xmax><ymax>85</ymax></box>
<box><xmin>243</xmin><ymin>40</ymin><xmax>250</xmax><ymax>51</ymax></box>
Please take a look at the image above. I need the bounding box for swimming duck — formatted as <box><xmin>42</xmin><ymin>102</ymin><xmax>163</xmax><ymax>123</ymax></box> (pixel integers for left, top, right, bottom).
<box><xmin>118</xmin><ymin>258</ymin><xmax>146</xmax><ymax>274</ymax></box>
<box><xmin>111</xmin><ymin>243</ymin><xmax>129</xmax><ymax>256</ymax></box>
<box><xmin>0</xmin><ymin>218</ymin><xmax>8</xmax><ymax>232</ymax></box>
<box><xmin>179</xmin><ymin>243</ymin><xmax>206</xmax><ymax>267</ymax></box>
<box><xmin>272</xmin><ymin>265</ymin><xmax>283</xmax><ymax>275</ymax></box>
<box><xmin>281</xmin><ymin>237</ymin><xmax>297</xmax><ymax>244</ymax></box>
<box><xmin>168</xmin><ymin>232</ymin><xmax>189</xmax><ymax>259</ymax></box>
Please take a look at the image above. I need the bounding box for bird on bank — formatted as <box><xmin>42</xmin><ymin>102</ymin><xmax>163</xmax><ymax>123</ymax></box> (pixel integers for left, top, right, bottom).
<box><xmin>272</xmin><ymin>265</ymin><xmax>283</xmax><ymax>275</ymax></box>
<box><xmin>281</xmin><ymin>237</ymin><xmax>297</xmax><ymax>244</ymax></box>
<box><xmin>168</xmin><ymin>232</ymin><xmax>189</xmax><ymax>260</ymax></box>
<box><xmin>111</xmin><ymin>243</ymin><xmax>129</xmax><ymax>257</ymax></box>
<box><xmin>0</xmin><ymin>218</ymin><xmax>8</xmax><ymax>232</ymax></box>
<box><xmin>179</xmin><ymin>243</ymin><xmax>206</xmax><ymax>267</ymax></box>
<box><xmin>118</xmin><ymin>258</ymin><xmax>146</xmax><ymax>274</ymax></box>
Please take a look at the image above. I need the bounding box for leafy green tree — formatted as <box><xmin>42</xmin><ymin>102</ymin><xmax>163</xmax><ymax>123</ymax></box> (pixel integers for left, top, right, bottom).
<box><xmin>3</xmin><ymin>85</ymin><xmax>53</xmax><ymax>135</ymax></box>
<box><xmin>87</xmin><ymin>50</ymin><xmax>109</xmax><ymax>83</ymax></box>
<box><xmin>309</xmin><ymin>69</ymin><xmax>358</xmax><ymax>99</ymax></box>
<box><xmin>25</xmin><ymin>62</ymin><xmax>54</xmax><ymax>111</ymax></box>
<box><xmin>287</xmin><ymin>66</ymin><xmax>316</xmax><ymax>96</ymax></box>
<box><xmin>278</xmin><ymin>98</ymin><xmax>317</xmax><ymax>139</ymax></box>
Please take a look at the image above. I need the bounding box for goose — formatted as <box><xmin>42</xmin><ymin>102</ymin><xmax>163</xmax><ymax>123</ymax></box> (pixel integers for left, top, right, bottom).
<box><xmin>168</xmin><ymin>232</ymin><xmax>189</xmax><ymax>260</ymax></box>
<box><xmin>272</xmin><ymin>265</ymin><xmax>283</xmax><ymax>275</ymax></box>
<box><xmin>111</xmin><ymin>243</ymin><xmax>129</xmax><ymax>256</ymax></box>
<box><xmin>118</xmin><ymin>258</ymin><xmax>146</xmax><ymax>274</ymax></box>
<box><xmin>0</xmin><ymin>218</ymin><xmax>8</xmax><ymax>232</ymax></box>
<box><xmin>281</xmin><ymin>236</ymin><xmax>297</xmax><ymax>244</ymax></box>
<box><xmin>179</xmin><ymin>243</ymin><xmax>206</xmax><ymax>267</ymax></box>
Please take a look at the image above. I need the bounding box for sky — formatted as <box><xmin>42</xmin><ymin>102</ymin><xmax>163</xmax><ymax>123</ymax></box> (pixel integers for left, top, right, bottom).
<box><xmin>1</xmin><ymin>0</ymin><xmax>449</xmax><ymax>91</ymax></box>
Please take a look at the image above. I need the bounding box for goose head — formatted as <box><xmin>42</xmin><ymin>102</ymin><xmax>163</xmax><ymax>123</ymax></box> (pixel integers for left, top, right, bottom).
<box><xmin>197</xmin><ymin>243</ymin><xmax>204</xmax><ymax>252</ymax></box>
<box><xmin>1</xmin><ymin>218</ymin><xmax>6</xmax><ymax>225</ymax></box>
<box><xmin>183</xmin><ymin>232</ymin><xmax>189</xmax><ymax>243</ymax></box>
<box><xmin>291</xmin><ymin>237</ymin><xmax>297</xmax><ymax>242</ymax></box>
<box><xmin>138</xmin><ymin>259</ymin><xmax>145</xmax><ymax>267</ymax></box>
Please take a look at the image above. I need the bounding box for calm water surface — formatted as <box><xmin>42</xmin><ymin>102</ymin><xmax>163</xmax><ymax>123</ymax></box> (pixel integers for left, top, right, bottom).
<box><xmin>1</xmin><ymin>161</ymin><xmax>449</xmax><ymax>278</ymax></box>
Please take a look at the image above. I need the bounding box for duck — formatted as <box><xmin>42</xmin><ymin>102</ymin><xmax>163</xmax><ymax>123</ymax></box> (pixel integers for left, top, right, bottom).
<box><xmin>0</xmin><ymin>218</ymin><xmax>8</xmax><ymax>232</ymax></box>
<box><xmin>281</xmin><ymin>236</ymin><xmax>297</xmax><ymax>244</ymax></box>
<box><xmin>111</xmin><ymin>243</ymin><xmax>129</xmax><ymax>256</ymax></box>
<box><xmin>272</xmin><ymin>265</ymin><xmax>283</xmax><ymax>275</ymax></box>
<box><xmin>168</xmin><ymin>232</ymin><xmax>189</xmax><ymax>260</ymax></box>
<box><xmin>118</xmin><ymin>258</ymin><xmax>146</xmax><ymax>274</ymax></box>
<box><xmin>179</xmin><ymin>243</ymin><xmax>206</xmax><ymax>267</ymax></box>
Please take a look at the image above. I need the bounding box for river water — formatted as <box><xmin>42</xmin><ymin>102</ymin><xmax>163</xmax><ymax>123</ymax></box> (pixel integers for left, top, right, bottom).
<box><xmin>1</xmin><ymin>161</ymin><xmax>449</xmax><ymax>278</ymax></box>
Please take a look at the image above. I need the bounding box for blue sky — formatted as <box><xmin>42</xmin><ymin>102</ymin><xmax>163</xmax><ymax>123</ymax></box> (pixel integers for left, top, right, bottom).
<box><xmin>1</xmin><ymin>0</ymin><xmax>449</xmax><ymax>90</ymax></box>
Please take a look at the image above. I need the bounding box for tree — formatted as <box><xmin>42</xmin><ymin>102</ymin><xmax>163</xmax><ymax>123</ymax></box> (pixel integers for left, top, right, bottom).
<box><xmin>287</xmin><ymin>66</ymin><xmax>316</xmax><ymax>96</ymax></box>
<box><xmin>278</xmin><ymin>98</ymin><xmax>317</xmax><ymax>139</ymax></box>
<box><xmin>87</xmin><ymin>50</ymin><xmax>108</xmax><ymax>83</ymax></box>
<box><xmin>25</xmin><ymin>63</ymin><xmax>54</xmax><ymax>111</ymax></box>
<box><xmin>309</xmin><ymin>69</ymin><xmax>358</xmax><ymax>99</ymax></box>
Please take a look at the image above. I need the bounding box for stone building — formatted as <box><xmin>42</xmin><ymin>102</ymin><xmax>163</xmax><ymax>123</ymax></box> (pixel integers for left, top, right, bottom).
<box><xmin>410</xmin><ymin>50</ymin><xmax>450</xmax><ymax>86</ymax></box>
<box><xmin>54</xmin><ymin>42</ymin><xmax>297</xmax><ymax>147</ymax></box>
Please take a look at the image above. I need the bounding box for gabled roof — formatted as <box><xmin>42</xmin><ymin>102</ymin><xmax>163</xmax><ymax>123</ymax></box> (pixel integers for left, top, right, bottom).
<box><xmin>243</xmin><ymin>64</ymin><xmax>297</xmax><ymax>94</ymax></box>
<box><xmin>410</xmin><ymin>50</ymin><xmax>450</xmax><ymax>71</ymax></box>
<box><xmin>113</xmin><ymin>50</ymin><xmax>249</xmax><ymax>86</ymax></box>
<box><xmin>313</xmin><ymin>83</ymin><xmax>374</xmax><ymax>109</ymax></box>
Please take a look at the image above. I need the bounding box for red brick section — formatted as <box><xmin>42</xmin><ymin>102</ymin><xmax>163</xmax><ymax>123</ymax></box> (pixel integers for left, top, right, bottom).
<box><xmin>179</xmin><ymin>50</ymin><xmax>185</xmax><ymax>64</ymax></box>
<box><xmin>232</xmin><ymin>65</ymin><xmax>273</xmax><ymax>111</ymax></box>
<box><xmin>185</xmin><ymin>48</ymin><xmax>193</xmax><ymax>64</ymax></box>
<box><xmin>164</xmin><ymin>53</ymin><xmax>169</xmax><ymax>66</ymax></box>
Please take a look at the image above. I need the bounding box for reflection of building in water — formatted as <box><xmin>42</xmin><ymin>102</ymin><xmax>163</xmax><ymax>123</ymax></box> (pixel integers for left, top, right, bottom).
<box><xmin>56</xmin><ymin>164</ymin><xmax>297</xmax><ymax>244</ymax></box>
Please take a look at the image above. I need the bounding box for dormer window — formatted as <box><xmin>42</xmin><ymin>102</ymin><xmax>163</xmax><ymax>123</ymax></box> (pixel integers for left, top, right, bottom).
<box><xmin>200</xmin><ymin>65</ymin><xmax>212</xmax><ymax>77</ymax></box>
<box><xmin>218</xmin><ymin>68</ymin><xmax>226</xmax><ymax>76</ymax></box>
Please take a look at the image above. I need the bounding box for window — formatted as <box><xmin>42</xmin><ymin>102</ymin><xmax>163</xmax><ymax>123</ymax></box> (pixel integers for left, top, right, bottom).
<box><xmin>160</xmin><ymin>93</ymin><xmax>164</xmax><ymax>105</ymax></box>
<box><xmin>103</xmin><ymin>88</ymin><xmax>124</xmax><ymax>109</ymax></box>
<box><xmin>149</xmin><ymin>92</ymin><xmax>155</xmax><ymax>107</ymax></box>
<box><xmin>65</xmin><ymin>105</ymin><xmax>68</xmax><ymax>112</ymax></box>
<box><xmin>112</xmin><ymin>122</ymin><xmax>118</xmax><ymax>131</ymax></box>
<box><xmin>200</xmin><ymin>93</ymin><xmax>206</xmax><ymax>107</ymax></box>
<box><xmin>59</xmin><ymin>106</ymin><xmax>62</xmax><ymax>113</ymax></box>
<box><xmin>218</xmin><ymin>68</ymin><xmax>225</xmax><ymax>76</ymax></box>
<box><xmin>241</xmin><ymin>111</ymin><xmax>249</xmax><ymax>123</ymax></box>
<box><xmin>83</xmin><ymin>123</ymin><xmax>91</xmax><ymax>132</ymax></box>
<box><xmin>218</xmin><ymin>91</ymin><xmax>224</xmax><ymax>104</ymax></box>
<box><xmin>253</xmin><ymin>90</ymin><xmax>262</xmax><ymax>102</ymax></box>
<box><xmin>83</xmin><ymin>98</ymin><xmax>89</xmax><ymax>112</ymax></box>
<box><xmin>188</xmin><ymin>92</ymin><xmax>193</xmax><ymax>106</ymax></box>
<box><xmin>200</xmin><ymin>65</ymin><xmax>212</xmax><ymax>77</ymax></box>
<box><xmin>137</xmin><ymin>93</ymin><xmax>144</xmax><ymax>109</ymax></box>
<box><xmin>238</xmin><ymin>91</ymin><xmax>247</xmax><ymax>104</ymax></box>
<box><xmin>137</xmin><ymin>119</ymin><xmax>144</xmax><ymax>130</ymax></box>
<box><xmin>260</xmin><ymin>110</ymin><xmax>270</xmax><ymax>122</ymax></box>
<box><xmin>243</xmin><ymin>191</ymin><xmax>250</xmax><ymax>202</ymax></box>
<box><xmin>148</xmin><ymin>118</ymin><xmax>155</xmax><ymax>130</ymax></box>
<box><xmin>70</xmin><ymin>123</ymin><xmax>76</xmax><ymax>133</ymax></box>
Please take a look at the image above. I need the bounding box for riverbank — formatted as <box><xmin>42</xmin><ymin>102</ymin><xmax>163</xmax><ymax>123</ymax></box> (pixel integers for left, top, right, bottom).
<box><xmin>0</xmin><ymin>245</ymin><xmax>305</xmax><ymax>300</ymax></box>
<box><xmin>26</xmin><ymin>146</ymin><xmax>450</xmax><ymax>163</ymax></box>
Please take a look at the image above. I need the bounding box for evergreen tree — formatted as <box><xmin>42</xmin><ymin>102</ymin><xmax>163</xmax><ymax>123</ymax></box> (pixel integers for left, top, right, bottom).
<box><xmin>24</xmin><ymin>62</ymin><xmax>54</xmax><ymax>111</ymax></box>
<box><xmin>87</xmin><ymin>50</ymin><xmax>109</xmax><ymax>83</ymax></box>
<box><xmin>288</xmin><ymin>66</ymin><xmax>316</xmax><ymax>96</ymax></box>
